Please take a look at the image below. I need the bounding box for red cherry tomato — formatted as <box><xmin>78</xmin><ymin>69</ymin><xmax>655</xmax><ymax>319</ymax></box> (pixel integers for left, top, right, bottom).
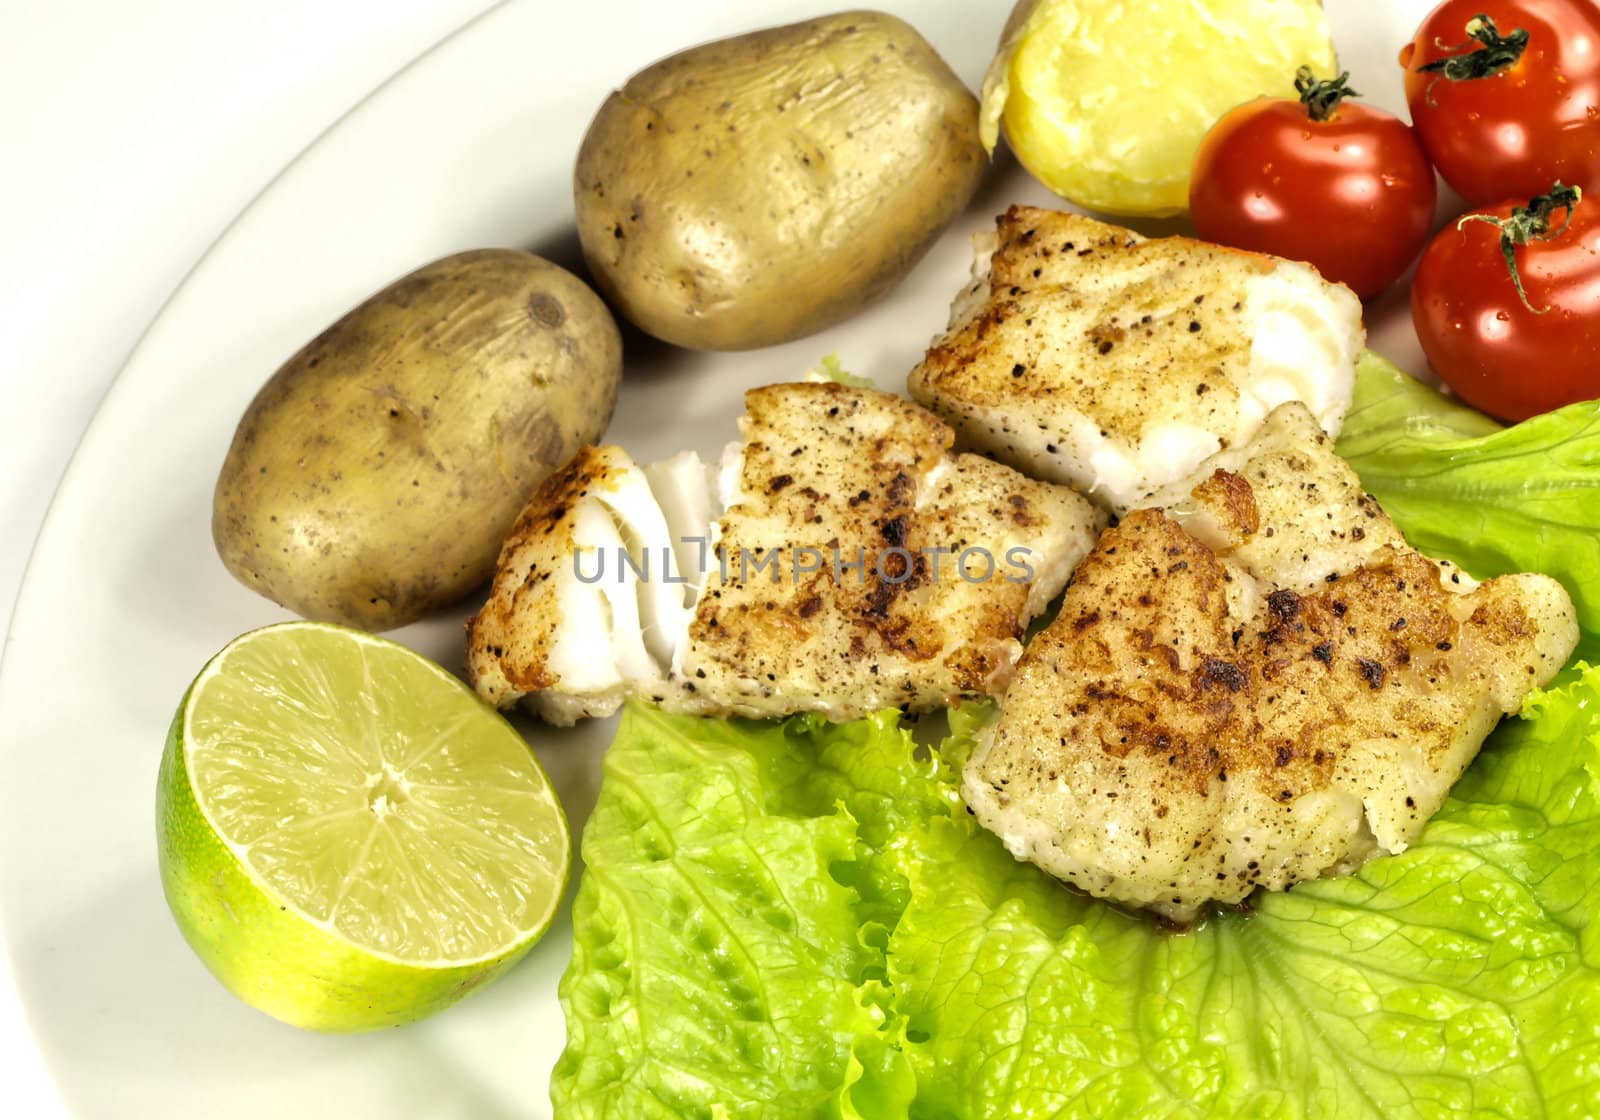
<box><xmin>1412</xmin><ymin>185</ymin><xmax>1600</xmax><ymax>421</ymax></box>
<box><xmin>1401</xmin><ymin>0</ymin><xmax>1600</xmax><ymax>205</ymax></box>
<box><xmin>1189</xmin><ymin>70</ymin><xmax>1437</xmax><ymax>298</ymax></box>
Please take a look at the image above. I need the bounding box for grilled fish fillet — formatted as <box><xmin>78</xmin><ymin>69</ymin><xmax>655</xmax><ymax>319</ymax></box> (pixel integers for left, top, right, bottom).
<box><xmin>963</xmin><ymin>403</ymin><xmax>1578</xmax><ymax>923</ymax></box>
<box><xmin>908</xmin><ymin>205</ymin><xmax>1364</xmax><ymax>512</ymax></box>
<box><xmin>468</xmin><ymin>381</ymin><xmax>1106</xmax><ymax>724</ymax></box>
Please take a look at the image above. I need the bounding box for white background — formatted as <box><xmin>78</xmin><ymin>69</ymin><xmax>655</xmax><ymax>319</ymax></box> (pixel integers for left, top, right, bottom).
<box><xmin>0</xmin><ymin>1</ymin><xmax>501</xmax><ymax>1111</ymax></box>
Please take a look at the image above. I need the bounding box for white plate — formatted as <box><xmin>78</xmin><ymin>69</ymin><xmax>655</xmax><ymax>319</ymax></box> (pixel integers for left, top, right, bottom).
<box><xmin>0</xmin><ymin>1</ymin><xmax>1437</xmax><ymax>1114</ymax></box>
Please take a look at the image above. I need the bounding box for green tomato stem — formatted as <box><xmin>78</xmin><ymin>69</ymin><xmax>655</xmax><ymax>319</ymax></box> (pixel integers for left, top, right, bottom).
<box><xmin>1293</xmin><ymin>66</ymin><xmax>1358</xmax><ymax>122</ymax></box>
<box><xmin>1418</xmin><ymin>14</ymin><xmax>1530</xmax><ymax>82</ymax></box>
<box><xmin>1457</xmin><ymin>183</ymin><xmax>1583</xmax><ymax>314</ymax></box>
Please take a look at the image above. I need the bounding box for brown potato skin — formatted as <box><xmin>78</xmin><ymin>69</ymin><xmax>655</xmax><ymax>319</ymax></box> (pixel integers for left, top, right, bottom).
<box><xmin>574</xmin><ymin>10</ymin><xmax>985</xmax><ymax>351</ymax></box>
<box><xmin>212</xmin><ymin>250</ymin><xmax>621</xmax><ymax>631</ymax></box>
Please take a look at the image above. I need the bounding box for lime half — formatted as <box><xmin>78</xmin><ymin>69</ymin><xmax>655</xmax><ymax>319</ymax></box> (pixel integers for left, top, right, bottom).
<box><xmin>156</xmin><ymin>621</ymin><xmax>570</xmax><ymax>1031</ymax></box>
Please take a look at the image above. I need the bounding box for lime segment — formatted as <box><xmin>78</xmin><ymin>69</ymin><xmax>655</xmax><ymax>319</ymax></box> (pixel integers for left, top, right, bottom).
<box><xmin>157</xmin><ymin>621</ymin><xmax>569</xmax><ymax>1030</ymax></box>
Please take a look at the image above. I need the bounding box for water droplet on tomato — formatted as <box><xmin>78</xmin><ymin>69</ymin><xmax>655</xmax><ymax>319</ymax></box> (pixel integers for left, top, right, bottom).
<box><xmin>1399</xmin><ymin>43</ymin><xmax>1415</xmax><ymax>67</ymax></box>
<box><xmin>1496</xmin><ymin>311</ymin><xmax>1511</xmax><ymax>322</ymax></box>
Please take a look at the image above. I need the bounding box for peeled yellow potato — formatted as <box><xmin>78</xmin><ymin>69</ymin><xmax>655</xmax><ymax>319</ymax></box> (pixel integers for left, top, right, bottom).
<box><xmin>981</xmin><ymin>0</ymin><xmax>1337</xmax><ymax>217</ymax></box>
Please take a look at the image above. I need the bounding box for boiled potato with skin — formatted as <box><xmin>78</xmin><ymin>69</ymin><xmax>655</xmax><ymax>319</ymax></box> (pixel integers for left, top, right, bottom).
<box><xmin>575</xmin><ymin>10</ymin><xmax>985</xmax><ymax>351</ymax></box>
<box><xmin>213</xmin><ymin>250</ymin><xmax>621</xmax><ymax>631</ymax></box>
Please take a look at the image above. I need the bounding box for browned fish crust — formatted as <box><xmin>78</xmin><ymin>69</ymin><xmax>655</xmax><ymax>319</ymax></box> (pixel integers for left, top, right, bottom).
<box><xmin>1005</xmin><ymin>507</ymin><xmax>1538</xmax><ymax>802</ymax></box>
<box><xmin>467</xmin><ymin>382</ymin><xmax>1106</xmax><ymax>723</ymax></box>
<box><xmin>908</xmin><ymin>205</ymin><xmax>1363</xmax><ymax>510</ymax></box>
<box><xmin>678</xmin><ymin>381</ymin><xmax>1104</xmax><ymax>718</ymax></box>
<box><xmin>965</xmin><ymin>404</ymin><xmax>1577</xmax><ymax>921</ymax></box>
<box><xmin>466</xmin><ymin>444</ymin><xmax>633</xmax><ymax>705</ymax></box>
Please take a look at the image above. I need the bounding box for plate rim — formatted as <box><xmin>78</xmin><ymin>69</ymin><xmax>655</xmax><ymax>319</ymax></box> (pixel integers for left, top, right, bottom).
<box><xmin>0</xmin><ymin>0</ymin><xmax>519</xmax><ymax>1099</ymax></box>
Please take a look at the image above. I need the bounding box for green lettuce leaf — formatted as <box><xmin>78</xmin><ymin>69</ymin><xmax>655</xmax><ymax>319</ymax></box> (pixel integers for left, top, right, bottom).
<box><xmin>554</xmin><ymin>668</ymin><xmax>1600</xmax><ymax>1118</ymax></box>
<box><xmin>810</xmin><ymin>352</ymin><xmax>877</xmax><ymax>389</ymax></box>
<box><xmin>1337</xmin><ymin>350</ymin><xmax>1600</xmax><ymax>638</ymax></box>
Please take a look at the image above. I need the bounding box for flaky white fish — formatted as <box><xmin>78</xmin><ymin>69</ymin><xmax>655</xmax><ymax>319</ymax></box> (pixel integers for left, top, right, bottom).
<box><xmin>963</xmin><ymin>403</ymin><xmax>1578</xmax><ymax>923</ymax></box>
<box><xmin>468</xmin><ymin>381</ymin><xmax>1106</xmax><ymax>724</ymax></box>
<box><xmin>909</xmin><ymin>205</ymin><xmax>1364</xmax><ymax>512</ymax></box>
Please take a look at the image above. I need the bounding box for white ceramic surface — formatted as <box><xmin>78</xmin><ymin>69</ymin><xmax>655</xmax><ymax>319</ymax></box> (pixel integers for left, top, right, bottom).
<box><xmin>0</xmin><ymin>1</ymin><xmax>1436</xmax><ymax>1114</ymax></box>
